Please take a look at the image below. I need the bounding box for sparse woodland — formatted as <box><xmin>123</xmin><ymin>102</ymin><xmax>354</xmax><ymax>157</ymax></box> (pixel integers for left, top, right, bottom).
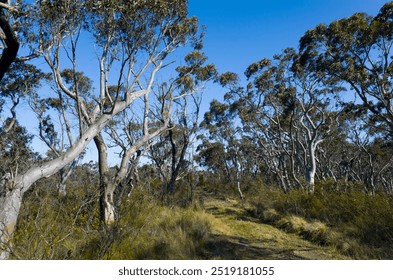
<box><xmin>1</xmin><ymin>1</ymin><xmax>393</xmax><ymax>259</ymax></box>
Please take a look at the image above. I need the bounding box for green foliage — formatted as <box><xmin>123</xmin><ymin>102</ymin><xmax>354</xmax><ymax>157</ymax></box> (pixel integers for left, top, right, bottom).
<box><xmin>11</xmin><ymin>179</ymin><xmax>211</xmax><ymax>260</ymax></box>
<box><xmin>249</xmin><ymin>180</ymin><xmax>393</xmax><ymax>259</ymax></box>
<box><xmin>5</xmin><ymin>0</ymin><xmax>393</xmax><ymax>262</ymax></box>
<box><xmin>0</xmin><ymin>62</ymin><xmax>48</xmax><ymax>97</ymax></box>
<box><xmin>0</xmin><ymin>120</ymin><xmax>36</xmax><ymax>174</ymax></box>
<box><xmin>299</xmin><ymin>2</ymin><xmax>393</xmax><ymax>140</ymax></box>
<box><xmin>218</xmin><ymin>72</ymin><xmax>239</xmax><ymax>87</ymax></box>
<box><xmin>106</xmin><ymin>200</ymin><xmax>211</xmax><ymax>260</ymax></box>
<box><xmin>11</xmin><ymin>175</ymin><xmax>100</xmax><ymax>259</ymax></box>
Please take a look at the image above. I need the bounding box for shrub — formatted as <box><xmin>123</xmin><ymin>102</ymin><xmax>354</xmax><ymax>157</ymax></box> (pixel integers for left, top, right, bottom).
<box><xmin>248</xmin><ymin>180</ymin><xmax>393</xmax><ymax>259</ymax></box>
<box><xmin>12</xmin><ymin>184</ymin><xmax>212</xmax><ymax>260</ymax></box>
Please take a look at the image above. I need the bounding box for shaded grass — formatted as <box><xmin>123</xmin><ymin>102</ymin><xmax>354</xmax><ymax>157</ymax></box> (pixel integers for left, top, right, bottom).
<box><xmin>249</xmin><ymin>182</ymin><xmax>393</xmax><ymax>259</ymax></box>
<box><xmin>201</xmin><ymin>197</ymin><xmax>347</xmax><ymax>260</ymax></box>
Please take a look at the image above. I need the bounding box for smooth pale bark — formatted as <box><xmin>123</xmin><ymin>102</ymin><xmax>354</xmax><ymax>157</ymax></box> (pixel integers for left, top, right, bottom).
<box><xmin>0</xmin><ymin>188</ymin><xmax>22</xmax><ymax>259</ymax></box>
<box><xmin>0</xmin><ymin>114</ymin><xmax>109</xmax><ymax>258</ymax></box>
<box><xmin>306</xmin><ymin>141</ymin><xmax>319</xmax><ymax>193</ymax></box>
<box><xmin>237</xmin><ymin>181</ymin><xmax>244</xmax><ymax>200</ymax></box>
<box><xmin>96</xmin><ymin>124</ymin><xmax>169</xmax><ymax>225</ymax></box>
<box><xmin>0</xmin><ymin>95</ymin><xmax>145</xmax><ymax>258</ymax></box>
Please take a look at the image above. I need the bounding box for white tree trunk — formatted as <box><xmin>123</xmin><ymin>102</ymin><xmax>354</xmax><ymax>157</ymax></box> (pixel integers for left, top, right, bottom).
<box><xmin>237</xmin><ymin>181</ymin><xmax>244</xmax><ymax>200</ymax></box>
<box><xmin>103</xmin><ymin>186</ymin><xmax>116</xmax><ymax>225</ymax></box>
<box><xmin>307</xmin><ymin>143</ymin><xmax>317</xmax><ymax>193</ymax></box>
<box><xmin>0</xmin><ymin>114</ymin><xmax>113</xmax><ymax>258</ymax></box>
<box><xmin>0</xmin><ymin>188</ymin><xmax>23</xmax><ymax>259</ymax></box>
<box><xmin>307</xmin><ymin>167</ymin><xmax>316</xmax><ymax>192</ymax></box>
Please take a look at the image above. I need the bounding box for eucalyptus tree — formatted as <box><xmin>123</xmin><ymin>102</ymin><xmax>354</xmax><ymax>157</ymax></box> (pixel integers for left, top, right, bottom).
<box><xmin>197</xmin><ymin>100</ymin><xmax>233</xmax><ymax>181</ymax></box>
<box><xmin>149</xmin><ymin>94</ymin><xmax>201</xmax><ymax>197</ymax></box>
<box><xmin>149</xmin><ymin>51</ymin><xmax>216</xmax><ymax>197</ymax></box>
<box><xmin>297</xmin><ymin>2</ymin><xmax>393</xmax><ymax>193</ymax></box>
<box><xmin>316</xmin><ymin>129</ymin><xmax>355</xmax><ymax>185</ymax></box>
<box><xmin>299</xmin><ymin>2</ymin><xmax>393</xmax><ymax>140</ymax></box>
<box><xmin>222</xmin><ymin>48</ymin><xmax>344</xmax><ymax>192</ymax></box>
<box><xmin>291</xmin><ymin>50</ymin><xmax>345</xmax><ymax>191</ymax></box>
<box><xmin>92</xmin><ymin>50</ymin><xmax>215</xmax><ymax>223</ymax></box>
<box><xmin>94</xmin><ymin>81</ymin><xmax>173</xmax><ymax>224</ymax></box>
<box><xmin>197</xmin><ymin>96</ymin><xmax>251</xmax><ymax>198</ymax></box>
<box><xmin>0</xmin><ymin>0</ymin><xmax>203</xmax><ymax>259</ymax></box>
<box><xmin>344</xmin><ymin>116</ymin><xmax>393</xmax><ymax>194</ymax></box>
<box><xmin>150</xmin><ymin>96</ymin><xmax>200</xmax><ymax>196</ymax></box>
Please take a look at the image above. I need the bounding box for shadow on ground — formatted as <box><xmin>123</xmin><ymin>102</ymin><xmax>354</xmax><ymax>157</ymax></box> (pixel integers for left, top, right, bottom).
<box><xmin>198</xmin><ymin>195</ymin><xmax>347</xmax><ymax>260</ymax></box>
<box><xmin>202</xmin><ymin>234</ymin><xmax>306</xmax><ymax>260</ymax></box>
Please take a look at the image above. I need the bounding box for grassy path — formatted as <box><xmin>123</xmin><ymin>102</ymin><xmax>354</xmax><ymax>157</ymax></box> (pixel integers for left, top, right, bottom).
<box><xmin>200</xmin><ymin>197</ymin><xmax>347</xmax><ymax>260</ymax></box>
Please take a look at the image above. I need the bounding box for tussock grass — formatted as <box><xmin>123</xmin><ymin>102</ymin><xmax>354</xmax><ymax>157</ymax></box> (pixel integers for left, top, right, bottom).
<box><xmin>12</xmin><ymin>183</ymin><xmax>212</xmax><ymax>260</ymax></box>
<box><xmin>260</xmin><ymin>208</ymin><xmax>280</xmax><ymax>224</ymax></box>
<box><xmin>108</xmin><ymin>205</ymin><xmax>211</xmax><ymax>260</ymax></box>
<box><xmin>256</xmin><ymin>209</ymin><xmax>371</xmax><ymax>258</ymax></box>
<box><xmin>248</xmin><ymin>181</ymin><xmax>393</xmax><ymax>259</ymax></box>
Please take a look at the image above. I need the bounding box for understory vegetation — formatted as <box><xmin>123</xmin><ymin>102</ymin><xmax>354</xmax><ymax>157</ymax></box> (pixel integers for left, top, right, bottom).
<box><xmin>11</xmin><ymin>176</ymin><xmax>211</xmax><ymax>260</ymax></box>
<box><xmin>242</xmin><ymin>180</ymin><xmax>393</xmax><ymax>259</ymax></box>
<box><xmin>8</xmin><ymin>173</ymin><xmax>393</xmax><ymax>260</ymax></box>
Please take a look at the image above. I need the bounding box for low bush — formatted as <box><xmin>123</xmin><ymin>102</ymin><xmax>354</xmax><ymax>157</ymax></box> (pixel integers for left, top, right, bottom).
<box><xmin>249</xmin><ymin>181</ymin><xmax>393</xmax><ymax>259</ymax></box>
<box><xmin>11</xmin><ymin>182</ymin><xmax>212</xmax><ymax>260</ymax></box>
<box><xmin>104</xmin><ymin>200</ymin><xmax>212</xmax><ymax>260</ymax></box>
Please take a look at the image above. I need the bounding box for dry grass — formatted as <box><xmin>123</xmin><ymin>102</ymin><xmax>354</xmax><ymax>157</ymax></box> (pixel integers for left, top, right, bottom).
<box><xmin>12</xmin><ymin>186</ymin><xmax>213</xmax><ymax>260</ymax></box>
<box><xmin>202</xmin><ymin>197</ymin><xmax>347</xmax><ymax>260</ymax></box>
<box><xmin>248</xmin><ymin>182</ymin><xmax>393</xmax><ymax>259</ymax></box>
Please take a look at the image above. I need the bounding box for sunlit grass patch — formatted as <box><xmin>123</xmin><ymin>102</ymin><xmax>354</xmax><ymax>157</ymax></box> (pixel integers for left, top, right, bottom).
<box><xmin>247</xmin><ymin>180</ymin><xmax>393</xmax><ymax>259</ymax></box>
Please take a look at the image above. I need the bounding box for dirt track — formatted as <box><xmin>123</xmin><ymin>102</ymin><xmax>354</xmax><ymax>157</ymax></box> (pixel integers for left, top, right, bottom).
<box><xmin>200</xmin><ymin>197</ymin><xmax>347</xmax><ymax>260</ymax></box>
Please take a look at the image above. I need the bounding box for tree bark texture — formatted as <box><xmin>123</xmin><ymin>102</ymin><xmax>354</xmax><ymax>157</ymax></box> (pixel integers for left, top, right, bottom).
<box><xmin>94</xmin><ymin>134</ymin><xmax>116</xmax><ymax>225</ymax></box>
<box><xmin>0</xmin><ymin>187</ymin><xmax>23</xmax><ymax>259</ymax></box>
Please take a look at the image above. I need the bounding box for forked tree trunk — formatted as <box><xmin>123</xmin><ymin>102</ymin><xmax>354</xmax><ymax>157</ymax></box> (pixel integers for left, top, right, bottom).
<box><xmin>0</xmin><ymin>85</ymin><xmax>152</xmax><ymax>257</ymax></box>
<box><xmin>96</xmin><ymin>121</ymin><xmax>170</xmax><ymax>225</ymax></box>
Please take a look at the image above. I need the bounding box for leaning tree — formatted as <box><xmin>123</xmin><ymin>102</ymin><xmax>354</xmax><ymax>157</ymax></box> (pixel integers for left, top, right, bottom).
<box><xmin>219</xmin><ymin>48</ymin><xmax>344</xmax><ymax>192</ymax></box>
<box><xmin>298</xmin><ymin>2</ymin><xmax>393</xmax><ymax>192</ymax></box>
<box><xmin>0</xmin><ymin>0</ymin><xmax>203</xmax><ymax>259</ymax></box>
<box><xmin>299</xmin><ymin>2</ymin><xmax>393</xmax><ymax>140</ymax></box>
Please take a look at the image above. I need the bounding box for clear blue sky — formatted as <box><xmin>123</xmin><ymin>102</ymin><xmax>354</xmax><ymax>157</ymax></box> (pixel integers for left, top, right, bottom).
<box><xmin>188</xmin><ymin>0</ymin><xmax>388</xmax><ymax>75</ymax></box>
<box><xmin>78</xmin><ymin>1</ymin><xmax>393</xmax><ymax>164</ymax></box>
<box><xmin>19</xmin><ymin>0</ymin><xmax>391</xmax><ymax>164</ymax></box>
